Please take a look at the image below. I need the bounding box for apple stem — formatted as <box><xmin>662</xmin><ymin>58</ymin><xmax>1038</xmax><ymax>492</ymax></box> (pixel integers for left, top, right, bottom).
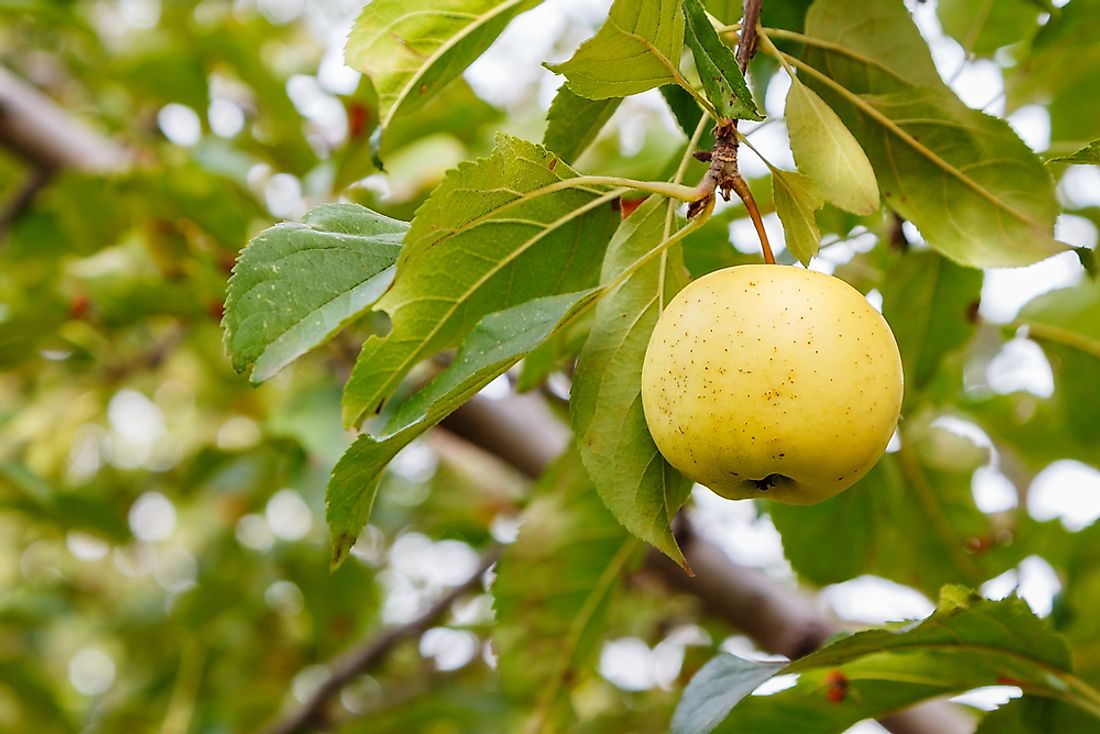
<box><xmin>730</xmin><ymin>174</ymin><xmax>776</xmax><ymax>264</ymax></box>
<box><xmin>687</xmin><ymin>0</ymin><xmax>775</xmax><ymax>265</ymax></box>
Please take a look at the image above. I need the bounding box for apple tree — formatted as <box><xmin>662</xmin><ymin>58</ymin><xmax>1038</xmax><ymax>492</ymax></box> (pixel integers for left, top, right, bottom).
<box><xmin>1</xmin><ymin>0</ymin><xmax>1100</xmax><ymax>732</ymax></box>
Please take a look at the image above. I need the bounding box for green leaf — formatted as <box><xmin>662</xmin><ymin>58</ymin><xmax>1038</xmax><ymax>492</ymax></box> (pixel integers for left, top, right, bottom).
<box><xmin>864</xmin><ymin>88</ymin><xmax>1064</xmax><ymax>267</ymax></box>
<box><xmin>963</xmin><ymin>392</ymin><xmax>1100</xmax><ymax>473</ymax></box>
<box><xmin>937</xmin><ymin>0</ymin><xmax>1042</xmax><ymax>57</ymax></box>
<box><xmin>802</xmin><ymin>0</ymin><xmax>945</xmax><ymax>93</ymax></box>
<box><xmin>516</xmin><ymin>310</ymin><xmax>592</xmax><ymax>392</ymax></box>
<box><xmin>771</xmin><ymin>420</ymin><xmax>1011</xmax><ymax>596</ymax></box>
<box><xmin>345</xmin><ymin>0</ymin><xmax>540</xmax><ymax>135</ymax></box>
<box><xmin>543</xmin><ymin>85</ymin><xmax>622</xmax><ymax>164</ymax></box>
<box><xmin>0</xmin><ymin>658</ymin><xmax>75</xmax><ymax>733</ymax></box>
<box><xmin>326</xmin><ymin>289</ymin><xmax>598</xmax><ymax>567</ymax></box>
<box><xmin>335</xmin><ymin>79</ymin><xmax>504</xmax><ymax>190</ymax></box>
<box><xmin>770</xmin><ymin>167</ymin><xmax>823</xmax><ymax>266</ymax></box>
<box><xmin>790</xmin><ymin>585</ymin><xmax>1071</xmax><ymax>672</ymax></box>
<box><xmin>975</xmin><ymin>697</ymin><xmax>1100</xmax><ymax>734</ymax></box>
<box><xmin>682</xmin><ymin>0</ymin><xmax>762</xmax><ymax>120</ymax></box>
<box><xmin>882</xmin><ymin>250</ymin><xmax>982</xmax><ymax>396</ymax></box>
<box><xmin>223</xmin><ymin>203</ymin><xmax>406</xmax><ymax>384</ymax></box>
<box><xmin>800</xmin><ymin>0</ymin><xmax>1064</xmax><ymax>266</ymax></box>
<box><xmin>768</xmin><ymin>470</ymin><xmax>876</xmax><ymax>585</ymax></box>
<box><xmin>1018</xmin><ymin>283</ymin><xmax>1100</xmax><ymax>358</ymax></box>
<box><xmin>1016</xmin><ymin>281</ymin><xmax>1100</xmax><ymax>445</ymax></box>
<box><xmin>494</xmin><ymin>447</ymin><xmax>635</xmax><ymax>726</ymax></box>
<box><xmin>326</xmin><ymin>437</ymin><xmax>402</xmax><ymax>570</ymax></box>
<box><xmin>759</xmin><ymin>0</ymin><xmax>815</xmax><ymax>34</ymax></box>
<box><xmin>703</xmin><ymin>0</ymin><xmax>742</xmax><ymax>24</ymax></box>
<box><xmin>0</xmin><ymin>463</ymin><xmax>129</xmax><ymax>541</ymax></box>
<box><xmin>0</xmin><ymin>299</ymin><xmax>68</xmax><ymax>369</ymax></box>
<box><xmin>1060</xmin><ymin>523</ymin><xmax>1100</xmax><ymax>682</ymax></box>
<box><xmin>815</xmin><ymin>85</ymin><xmax>1063</xmax><ymax>267</ymax></box>
<box><xmin>547</xmin><ymin>0</ymin><xmax>685</xmax><ymax>99</ymax></box>
<box><xmin>1006</xmin><ymin>0</ymin><xmax>1100</xmax><ymax>144</ymax></box>
<box><xmin>345</xmin><ymin>683</ymin><xmax>512</xmax><ymax>730</ymax></box>
<box><xmin>701</xmin><ymin>587</ymin><xmax>1100</xmax><ymax>733</ymax></box>
<box><xmin>785</xmin><ymin>80</ymin><xmax>878</xmax><ymax>215</ymax></box>
<box><xmin>571</xmin><ymin>197</ymin><xmax>693</xmax><ymax>567</ymax></box>
<box><xmin>341</xmin><ymin>135</ymin><xmax>618</xmax><ymax>427</ymax></box>
<box><xmin>1048</xmin><ymin>140</ymin><xmax>1100</xmax><ymax>166</ymax></box>
<box><xmin>712</xmin><ymin>661</ymin><xmax>954</xmax><ymax>734</ymax></box>
<box><xmin>671</xmin><ymin>654</ymin><xmax>785</xmax><ymax>734</ymax></box>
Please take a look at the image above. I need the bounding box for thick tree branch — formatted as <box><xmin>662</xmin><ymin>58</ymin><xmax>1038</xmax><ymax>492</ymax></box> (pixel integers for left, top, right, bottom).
<box><xmin>0</xmin><ymin>65</ymin><xmax>129</xmax><ymax>172</ymax></box>
<box><xmin>647</xmin><ymin>528</ymin><xmax>832</xmax><ymax>659</ymax></box>
<box><xmin>255</xmin><ymin>547</ymin><xmax>500</xmax><ymax>734</ymax></box>
<box><xmin>440</xmin><ymin>391</ymin><xmax>566</xmax><ymax>477</ymax></box>
<box><xmin>889</xmin><ymin>211</ymin><xmax>911</xmax><ymax>250</ymax></box>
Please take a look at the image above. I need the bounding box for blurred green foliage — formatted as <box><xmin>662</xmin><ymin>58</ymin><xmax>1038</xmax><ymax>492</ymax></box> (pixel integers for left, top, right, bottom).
<box><xmin>1</xmin><ymin>0</ymin><xmax>1100</xmax><ymax>732</ymax></box>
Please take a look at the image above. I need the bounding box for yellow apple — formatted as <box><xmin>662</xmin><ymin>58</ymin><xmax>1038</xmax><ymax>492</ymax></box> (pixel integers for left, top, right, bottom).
<box><xmin>640</xmin><ymin>264</ymin><xmax>903</xmax><ymax>504</ymax></box>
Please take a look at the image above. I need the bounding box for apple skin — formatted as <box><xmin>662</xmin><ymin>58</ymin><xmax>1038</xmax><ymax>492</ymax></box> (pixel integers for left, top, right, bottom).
<box><xmin>640</xmin><ymin>264</ymin><xmax>903</xmax><ymax>505</ymax></box>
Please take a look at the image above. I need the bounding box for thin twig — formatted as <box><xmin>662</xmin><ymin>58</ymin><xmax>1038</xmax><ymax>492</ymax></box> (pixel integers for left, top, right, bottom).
<box><xmin>0</xmin><ymin>167</ymin><xmax>52</xmax><ymax>243</ymax></box>
<box><xmin>735</xmin><ymin>0</ymin><xmax>763</xmax><ymax>72</ymax></box>
<box><xmin>105</xmin><ymin>326</ymin><xmax>190</xmax><ymax>382</ymax></box>
<box><xmin>889</xmin><ymin>212</ymin><xmax>910</xmax><ymax>250</ymax></box>
<box><xmin>256</xmin><ymin>547</ymin><xmax>501</xmax><ymax>734</ymax></box>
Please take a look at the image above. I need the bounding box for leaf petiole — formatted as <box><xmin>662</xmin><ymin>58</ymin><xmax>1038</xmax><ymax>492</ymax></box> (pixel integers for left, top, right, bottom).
<box><xmin>575</xmin><ymin>175</ymin><xmax>703</xmax><ymax>202</ymax></box>
<box><xmin>603</xmin><ymin>196</ymin><xmax>715</xmax><ymax>295</ymax></box>
<box><xmin>755</xmin><ymin>26</ymin><xmax>799</xmax><ymax>80</ymax></box>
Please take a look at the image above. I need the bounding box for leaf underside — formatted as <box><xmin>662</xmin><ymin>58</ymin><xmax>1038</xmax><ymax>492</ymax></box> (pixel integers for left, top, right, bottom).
<box><xmin>327</xmin><ymin>289</ymin><xmax>599</xmax><ymax>568</ymax></box>
<box><xmin>800</xmin><ymin>0</ymin><xmax>1063</xmax><ymax>267</ymax></box>
<box><xmin>223</xmin><ymin>203</ymin><xmax>406</xmax><ymax>383</ymax></box>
